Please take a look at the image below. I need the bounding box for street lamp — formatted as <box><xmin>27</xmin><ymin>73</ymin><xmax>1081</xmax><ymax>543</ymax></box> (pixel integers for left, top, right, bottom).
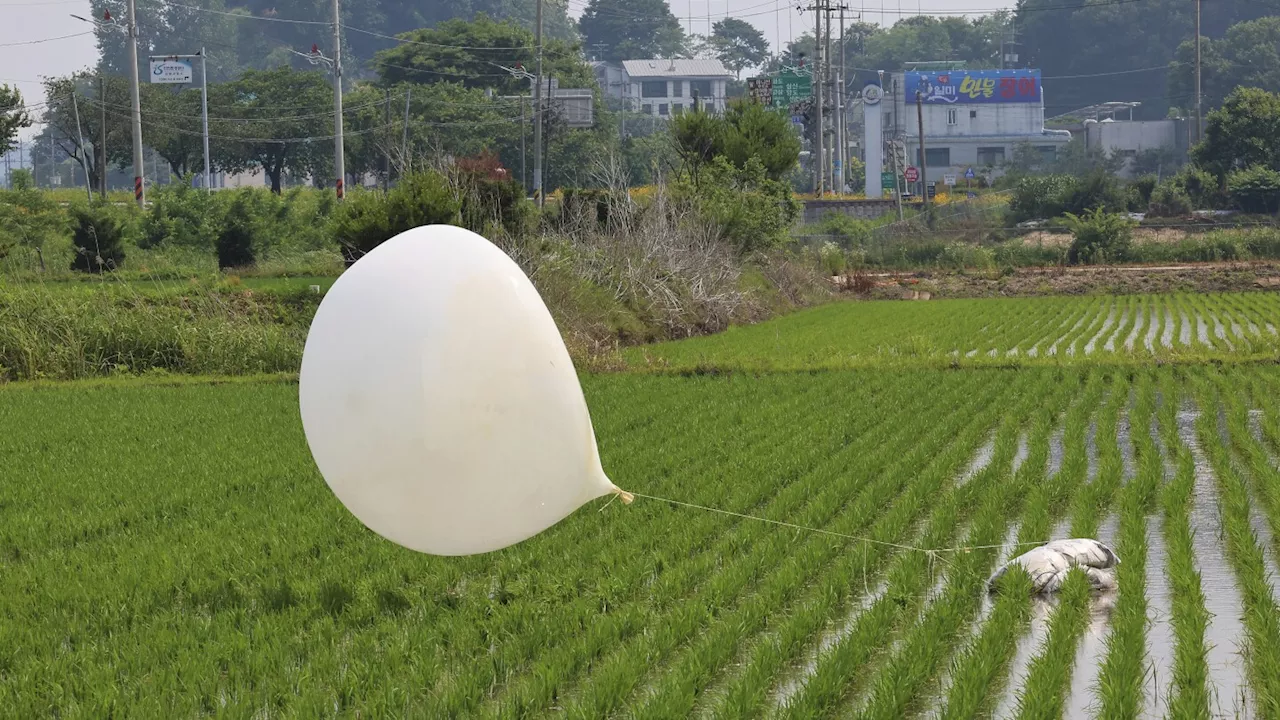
<box><xmin>292</xmin><ymin>43</ymin><xmax>344</xmax><ymax>199</ymax></box>
<box><xmin>72</xmin><ymin>6</ymin><xmax>145</xmax><ymax>207</ymax></box>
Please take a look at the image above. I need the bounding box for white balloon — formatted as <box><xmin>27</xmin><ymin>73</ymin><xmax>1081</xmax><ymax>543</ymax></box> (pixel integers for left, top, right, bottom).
<box><xmin>299</xmin><ymin>225</ymin><xmax>626</xmax><ymax>556</ymax></box>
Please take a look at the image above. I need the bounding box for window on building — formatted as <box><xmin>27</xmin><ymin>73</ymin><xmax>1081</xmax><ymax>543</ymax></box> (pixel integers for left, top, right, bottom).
<box><xmin>642</xmin><ymin>103</ymin><xmax>654</xmax><ymax>116</ymax></box>
<box><xmin>689</xmin><ymin>79</ymin><xmax>713</xmax><ymax>99</ymax></box>
<box><xmin>917</xmin><ymin>147</ymin><xmax>951</xmax><ymax>167</ymax></box>
<box><xmin>1036</xmin><ymin>145</ymin><xmax>1057</xmax><ymax>162</ymax></box>
<box><xmin>659</xmin><ymin>103</ymin><xmax>670</xmax><ymax>116</ymax></box>
<box><xmin>641</xmin><ymin>81</ymin><xmax>668</xmax><ymax>98</ymax></box>
<box><xmin>970</xmin><ymin>110</ymin><xmax>977</xmax><ymax>119</ymax></box>
<box><xmin>671</xmin><ymin>80</ymin><xmax>684</xmax><ymax>97</ymax></box>
<box><xmin>976</xmin><ymin>146</ymin><xmax>1006</xmax><ymax>165</ymax></box>
<box><xmin>947</xmin><ymin>109</ymin><xmax>958</xmax><ymax>126</ymax></box>
<box><xmin>673</xmin><ymin>102</ymin><xmax>684</xmax><ymax>114</ymax></box>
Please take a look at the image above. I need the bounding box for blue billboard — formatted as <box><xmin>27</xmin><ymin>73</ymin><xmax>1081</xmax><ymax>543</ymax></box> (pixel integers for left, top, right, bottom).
<box><xmin>904</xmin><ymin>69</ymin><xmax>1041</xmax><ymax>104</ymax></box>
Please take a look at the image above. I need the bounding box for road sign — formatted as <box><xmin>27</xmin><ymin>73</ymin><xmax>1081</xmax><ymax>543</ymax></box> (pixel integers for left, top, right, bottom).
<box><xmin>747</xmin><ymin>76</ymin><xmax>773</xmax><ymax>105</ymax></box>
<box><xmin>904</xmin><ymin>166</ymin><xmax>919</xmax><ymax>183</ymax></box>
<box><xmin>964</xmin><ymin>167</ymin><xmax>976</xmax><ymax>179</ymax></box>
<box><xmin>771</xmin><ymin>72</ymin><xmax>812</xmax><ymax>109</ymax></box>
<box><xmin>943</xmin><ymin>173</ymin><xmax>957</xmax><ymax>186</ymax></box>
<box><xmin>149</xmin><ymin>58</ymin><xmax>193</xmax><ymax>84</ymax></box>
<box><xmin>926</xmin><ymin>183</ymin><xmax>937</xmax><ymax>199</ymax></box>
<box><xmin>881</xmin><ymin>171</ymin><xmax>896</xmax><ymax>190</ymax></box>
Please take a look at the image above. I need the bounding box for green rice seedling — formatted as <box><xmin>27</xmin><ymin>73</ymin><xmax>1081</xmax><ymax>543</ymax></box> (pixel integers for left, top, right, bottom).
<box><xmin>1154</xmin><ymin>370</ymin><xmax>1214</xmax><ymax>717</ymax></box>
<box><xmin>1013</xmin><ymin>570</ymin><xmax>1094</xmax><ymax>719</ymax></box>
<box><xmin>1096</xmin><ymin>374</ymin><xmax>1159</xmax><ymax>717</ymax></box>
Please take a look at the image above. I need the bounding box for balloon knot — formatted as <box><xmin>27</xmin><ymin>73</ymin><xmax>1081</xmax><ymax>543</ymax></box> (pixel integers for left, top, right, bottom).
<box><xmin>613</xmin><ymin>487</ymin><xmax>635</xmax><ymax>505</ymax></box>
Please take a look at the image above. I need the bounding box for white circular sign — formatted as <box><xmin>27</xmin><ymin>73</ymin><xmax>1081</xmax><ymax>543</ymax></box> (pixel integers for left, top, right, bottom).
<box><xmin>862</xmin><ymin>84</ymin><xmax>883</xmax><ymax>105</ymax></box>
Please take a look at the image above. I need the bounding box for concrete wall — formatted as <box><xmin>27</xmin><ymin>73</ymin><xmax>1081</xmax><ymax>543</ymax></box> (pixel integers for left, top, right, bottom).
<box><xmin>802</xmin><ymin>199</ymin><xmax>900</xmax><ymax>224</ymax></box>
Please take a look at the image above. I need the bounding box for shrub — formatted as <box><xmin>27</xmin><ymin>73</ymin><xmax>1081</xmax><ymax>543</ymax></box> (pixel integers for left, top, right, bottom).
<box><xmin>0</xmin><ymin>180</ymin><xmax>65</xmax><ymax>260</ymax></box>
<box><xmin>69</xmin><ymin>202</ymin><xmax>128</xmax><ymax>273</ymax></box>
<box><xmin>818</xmin><ymin>241</ymin><xmax>846</xmax><ymax>275</ymax></box>
<box><xmin>1064</xmin><ymin>208</ymin><xmax>1135</xmax><ymax>265</ymax></box>
<box><xmin>217</xmin><ymin>194</ymin><xmax>257</xmax><ymax>269</ymax></box>
<box><xmin>685</xmin><ymin>157</ymin><xmax>801</xmax><ymax>254</ymax></box>
<box><xmin>1008</xmin><ymin>174</ymin><xmax>1075</xmax><ymax>222</ymax></box>
<box><xmin>452</xmin><ymin>150</ymin><xmax>536</xmax><ymax>237</ymax></box>
<box><xmin>331</xmin><ymin>171</ymin><xmax>460</xmax><ymax>266</ymax></box>
<box><xmin>1167</xmin><ymin>166</ymin><xmax>1226</xmax><ymax>209</ymax></box>
<box><xmin>1227</xmin><ymin>166</ymin><xmax>1280</xmax><ymax>215</ymax></box>
<box><xmin>816</xmin><ymin>211</ymin><xmax>872</xmax><ymax>246</ymax></box>
<box><xmin>1129</xmin><ymin>175</ymin><xmax>1158</xmax><ymax>211</ymax></box>
<box><xmin>1147</xmin><ymin>182</ymin><xmax>1193</xmax><ymax>217</ymax></box>
<box><xmin>939</xmin><ymin>241</ymin><xmax>995</xmax><ymax>271</ymax></box>
<box><xmin>1061</xmin><ymin>171</ymin><xmax>1129</xmax><ymax>216</ymax></box>
<box><xmin>138</xmin><ymin>180</ymin><xmax>220</xmax><ymax>250</ymax></box>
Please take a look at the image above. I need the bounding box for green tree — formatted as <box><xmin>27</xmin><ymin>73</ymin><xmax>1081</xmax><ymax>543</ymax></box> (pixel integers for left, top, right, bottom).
<box><xmin>1170</xmin><ymin>17</ymin><xmax>1280</xmax><ymax>112</ymax></box>
<box><xmin>210</xmin><ymin>67</ymin><xmax>333</xmax><ymax>193</ymax></box>
<box><xmin>719</xmin><ymin>101</ymin><xmax>801</xmax><ymax>180</ymax></box>
<box><xmin>710</xmin><ymin>18</ymin><xmax>769</xmax><ymax>78</ymax></box>
<box><xmin>373</xmin><ymin>16</ymin><xmax>589</xmax><ymax>95</ymax></box>
<box><xmin>579</xmin><ymin>0</ymin><xmax>686</xmax><ymax>62</ymax></box>
<box><xmin>144</xmin><ymin>86</ymin><xmax>208</xmax><ymax>178</ymax></box>
<box><xmin>1192</xmin><ymin>87</ymin><xmax>1280</xmax><ymax>180</ymax></box>
<box><xmin>40</xmin><ymin>73</ymin><xmax>133</xmax><ymax>193</ymax></box>
<box><xmin>0</xmin><ymin>85</ymin><xmax>30</xmax><ymax>153</ymax></box>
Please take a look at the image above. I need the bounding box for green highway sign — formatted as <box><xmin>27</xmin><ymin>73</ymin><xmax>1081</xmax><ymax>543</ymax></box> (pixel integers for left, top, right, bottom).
<box><xmin>771</xmin><ymin>72</ymin><xmax>812</xmax><ymax>109</ymax></box>
<box><xmin>881</xmin><ymin>171</ymin><xmax>897</xmax><ymax>190</ymax></box>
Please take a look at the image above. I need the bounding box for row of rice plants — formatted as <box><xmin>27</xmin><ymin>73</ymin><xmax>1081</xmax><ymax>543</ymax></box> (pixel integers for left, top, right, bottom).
<box><xmin>555</xmin><ymin>371</ymin><xmax>1019</xmax><ymax>718</ymax></box>
<box><xmin>851</xmin><ymin>372</ymin><xmax>1075</xmax><ymax>718</ymax></box>
<box><xmin>489</xmin><ymin>370</ymin><xmax>971</xmax><ymax>718</ymax></box>
<box><xmin>776</xmin><ymin>371</ymin><xmax>1064</xmax><ymax>718</ymax></box>
<box><xmin>1012</xmin><ymin>374</ymin><xmax>1125</xmax><ymax>717</ymax></box>
<box><xmin>1095</xmin><ymin>373</ymin><xmax>1160</xmax><ymax>716</ymax></box>
<box><xmin>1002</xmin><ymin>296</ymin><xmax>1083</xmax><ymax>357</ymax></box>
<box><xmin>1153</xmin><ymin>370</ymin><xmax>1214</xmax><ymax>716</ymax></box>
<box><xmin>1196</xmin><ymin>370</ymin><xmax>1280</xmax><ymax>714</ymax></box>
<box><xmin>934</xmin><ymin>399</ymin><xmax>1057</xmax><ymax>719</ymax></box>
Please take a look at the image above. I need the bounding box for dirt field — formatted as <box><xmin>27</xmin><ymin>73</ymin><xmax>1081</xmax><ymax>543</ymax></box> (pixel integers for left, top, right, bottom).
<box><xmin>852</xmin><ymin>261</ymin><xmax>1280</xmax><ymax>300</ymax></box>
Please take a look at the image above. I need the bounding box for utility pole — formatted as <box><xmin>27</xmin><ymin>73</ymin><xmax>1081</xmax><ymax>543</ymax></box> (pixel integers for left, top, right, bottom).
<box><xmin>383</xmin><ymin>89</ymin><xmax>391</xmax><ymax>192</ymax></box>
<box><xmin>48</xmin><ymin>133</ymin><xmax>55</xmax><ymax>189</ymax></box>
<box><xmin>917</xmin><ymin>90</ymin><xmax>928</xmax><ymax>210</ymax></box>
<box><xmin>402</xmin><ymin>89</ymin><xmax>411</xmax><ymax>174</ymax></box>
<box><xmin>71</xmin><ymin>91</ymin><xmax>93</xmax><ymax>202</ymax></box>
<box><xmin>837</xmin><ymin>4</ymin><xmax>847</xmax><ymax>194</ymax></box>
<box><xmin>332</xmin><ymin>0</ymin><xmax>345</xmax><ymax>199</ymax></box>
<box><xmin>813</xmin><ymin>1</ymin><xmax>823</xmax><ymax>196</ymax></box>
<box><xmin>201</xmin><ymin>48</ymin><xmax>210</xmax><ymax>193</ymax></box>
<box><xmin>533</xmin><ymin>0</ymin><xmax>544</xmax><ymax>205</ymax></box>
<box><xmin>520</xmin><ymin>95</ymin><xmax>527</xmax><ymax>191</ymax></box>
<box><xmin>99</xmin><ymin>74</ymin><xmax>107</xmax><ymax>198</ymax></box>
<box><xmin>1194</xmin><ymin>0</ymin><xmax>1202</xmax><ymax>143</ymax></box>
<box><xmin>126</xmin><ymin>0</ymin><xmax>145</xmax><ymax>206</ymax></box>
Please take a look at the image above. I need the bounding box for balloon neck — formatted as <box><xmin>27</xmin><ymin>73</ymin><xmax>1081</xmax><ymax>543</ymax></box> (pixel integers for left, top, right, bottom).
<box><xmin>610</xmin><ymin>485</ymin><xmax>635</xmax><ymax>505</ymax></box>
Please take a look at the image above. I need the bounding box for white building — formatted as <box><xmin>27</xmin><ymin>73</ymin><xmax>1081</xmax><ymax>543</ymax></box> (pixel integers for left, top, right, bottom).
<box><xmin>1084</xmin><ymin>117</ymin><xmax>1187</xmax><ymax>178</ymax></box>
<box><xmin>593</xmin><ymin>59</ymin><xmax>732</xmax><ymax>117</ymax></box>
<box><xmin>881</xmin><ymin>68</ymin><xmax>1072</xmax><ymax>187</ymax></box>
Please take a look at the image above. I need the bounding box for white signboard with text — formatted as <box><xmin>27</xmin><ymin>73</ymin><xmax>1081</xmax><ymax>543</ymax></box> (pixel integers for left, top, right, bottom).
<box><xmin>149</xmin><ymin>59</ymin><xmax>193</xmax><ymax>84</ymax></box>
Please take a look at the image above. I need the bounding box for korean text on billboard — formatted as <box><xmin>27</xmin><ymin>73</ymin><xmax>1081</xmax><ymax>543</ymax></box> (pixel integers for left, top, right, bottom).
<box><xmin>904</xmin><ymin>70</ymin><xmax>1041</xmax><ymax>105</ymax></box>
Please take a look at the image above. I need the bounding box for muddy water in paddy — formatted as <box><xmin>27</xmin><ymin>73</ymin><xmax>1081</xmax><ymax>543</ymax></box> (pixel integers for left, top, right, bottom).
<box><xmin>1012</xmin><ymin>433</ymin><xmax>1030</xmax><ymax>476</ymax></box>
<box><xmin>1177</xmin><ymin>408</ymin><xmax>1251</xmax><ymax>717</ymax></box>
<box><xmin>1162</xmin><ymin>308</ymin><xmax>1176</xmax><ymax>349</ymax></box>
<box><xmin>1118</xmin><ymin>409</ymin><xmax>1136</xmax><ymax>483</ymax></box>
<box><xmin>1210</xmin><ymin>313</ymin><xmax>1235</xmax><ymax>351</ymax></box>
<box><xmin>959</xmin><ymin>436</ymin><xmax>997</xmax><ymax>486</ymax></box>
<box><xmin>1083</xmin><ymin>308</ymin><xmax>1117</xmax><ymax>355</ymax></box>
<box><xmin>1063</xmin><ymin>514</ymin><xmax>1121</xmax><ymax>719</ymax></box>
<box><xmin>1104</xmin><ymin>307</ymin><xmax>1128</xmax><ymax>352</ymax></box>
<box><xmin>1195</xmin><ymin>313</ymin><xmax>1214</xmax><ymax>348</ymax></box>
<box><xmin>1124</xmin><ymin>305</ymin><xmax>1146</xmax><ymax>352</ymax></box>
<box><xmin>1179</xmin><ymin>310</ymin><xmax>1194</xmax><ymax>346</ymax></box>
<box><xmin>1048</xmin><ymin>425</ymin><xmax>1067</xmax><ymax>479</ymax></box>
<box><xmin>1048</xmin><ymin>315</ymin><xmax>1087</xmax><ymax>356</ymax></box>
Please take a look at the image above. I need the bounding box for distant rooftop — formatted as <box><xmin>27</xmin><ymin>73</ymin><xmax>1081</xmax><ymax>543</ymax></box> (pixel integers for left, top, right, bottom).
<box><xmin>621</xmin><ymin>59</ymin><xmax>732</xmax><ymax>78</ymax></box>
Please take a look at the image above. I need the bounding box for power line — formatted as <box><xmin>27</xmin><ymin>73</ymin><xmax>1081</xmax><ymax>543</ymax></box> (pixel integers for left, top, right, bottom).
<box><xmin>0</xmin><ymin>30</ymin><xmax>93</xmax><ymax>47</ymax></box>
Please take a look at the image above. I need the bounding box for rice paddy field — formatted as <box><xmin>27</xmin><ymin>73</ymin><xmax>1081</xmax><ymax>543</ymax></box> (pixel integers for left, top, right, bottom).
<box><xmin>5</xmin><ymin>292</ymin><xmax>1280</xmax><ymax>718</ymax></box>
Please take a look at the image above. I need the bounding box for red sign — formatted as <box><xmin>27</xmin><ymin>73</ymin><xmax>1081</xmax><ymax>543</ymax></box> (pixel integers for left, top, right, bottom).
<box><xmin>904</xmin><ymin>166</ymin><xmax>919</xmax><ymax>183</ymax></box>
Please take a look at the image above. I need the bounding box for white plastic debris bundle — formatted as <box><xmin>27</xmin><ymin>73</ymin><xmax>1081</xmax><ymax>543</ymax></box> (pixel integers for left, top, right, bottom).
<box><xmin>987</xmin><ymin>538</ymin><xmax>1120</xmax><ymax>594</ymax></box>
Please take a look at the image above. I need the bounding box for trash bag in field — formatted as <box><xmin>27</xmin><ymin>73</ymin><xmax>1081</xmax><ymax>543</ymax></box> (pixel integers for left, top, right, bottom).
<box><xmin>987</xmin><ymin>538</ymin><xmax>1119</xmax><ymax>594</ymax></box>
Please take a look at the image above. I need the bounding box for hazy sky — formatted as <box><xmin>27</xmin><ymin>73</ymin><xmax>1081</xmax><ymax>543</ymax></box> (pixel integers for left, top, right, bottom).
<box><xmin>3</xmin><ymin>0</ymin><xmax>1016</xmax><ymax>137</ymax></box>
